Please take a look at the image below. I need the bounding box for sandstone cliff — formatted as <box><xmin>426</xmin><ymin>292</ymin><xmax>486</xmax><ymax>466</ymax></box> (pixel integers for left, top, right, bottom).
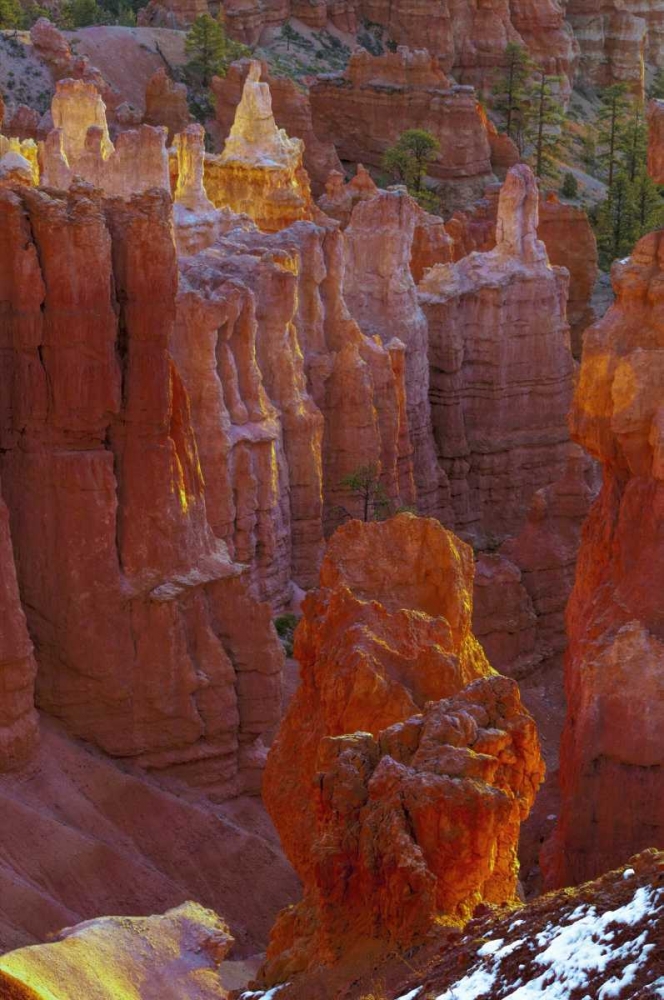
<box><xmin>445</xmin><ymin>184</ymin><xmax>599</xmax><ymax>357</ymax></box>
<box><xmin>0</xmin><ymin>903</ymin><xmax>232</xmax><ymax>1000</ymax></box>
<box><xmin>0</xmin><ymin>477</ymin><xmax>38</xmax><ymax>771</ymax></box>
<box><xmin>544</xmin><ymin>230</ymin><xmax>664</xmax><ymax>887</ymax></box>
<box><xmin>309</xmin><ymin>47</ymin><xmax>494</xmax><ymax>211</ymax></box>
<box><xmin>418</xmin><ymin>164</ymin><xmax>575</xmax><ymax>546</ymax></box>
<box><xmin>0</xmin><ymin>183</ymin><xmax>283</xmax><ymax>797</ymax></box>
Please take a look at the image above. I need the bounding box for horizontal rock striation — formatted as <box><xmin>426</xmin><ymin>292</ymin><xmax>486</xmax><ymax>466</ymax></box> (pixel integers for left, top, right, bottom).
<box><xmin>418</xmin><ymin>165</ymin><xmax>576</xmax><ymax>546</ymax></box>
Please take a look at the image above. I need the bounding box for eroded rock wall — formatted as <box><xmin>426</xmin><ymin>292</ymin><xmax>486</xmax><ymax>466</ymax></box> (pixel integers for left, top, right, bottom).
<box><xmin>0</xmin><ymin>183</ymin><xmax>283</xmax><ymax>798</ymax></box>
<box><xmin>544</xmin><ymin>230</ymin><xmax>664</xmax><ymax>886</ymax></box>
<box><xmin>418</xmin><ymin>165</ymin><xmax>575</xmax><ymax>546</ymax></box>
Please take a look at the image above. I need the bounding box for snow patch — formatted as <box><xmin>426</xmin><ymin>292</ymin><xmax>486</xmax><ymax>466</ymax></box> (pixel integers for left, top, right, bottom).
<box><xmin>432</xmin><ymin>884</ymin><xmax>662</xmax><ymax>1000</ymax></box>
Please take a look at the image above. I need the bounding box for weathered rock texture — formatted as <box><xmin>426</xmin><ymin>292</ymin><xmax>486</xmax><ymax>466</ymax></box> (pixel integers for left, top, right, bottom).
<box><xmin>39</xmin><ymin>79</ymin><xmax>170</xmax><ymax>197</ymax></box>
<box><xmin>309</xmin><ymin>47</ymin><xmax>494</xmax><ymax>211</ymax></box>
<box><xmin>544</xmin><ymin>230</ymin><xmax>664</xmax><ymax>887</ymax></box>
<box><xmin>176</xmin><ymin>211</ymin><xmax>415</xmax><ymax>563</ymax></box>
<box><xmin>565</xmin><ymin>2</ymin><xmax>648</xmax><ymax>91</ymax></box>
<box><xmin>0</xmin><ymin>903</ymin><xmax>232</xmax><ymax>1000</ymax></box>
<box><xmin>212</xmin><ymin>60</ymin><xmax>342</xmax><ymax>196</ymax></box>
<box><xmin>418</xmin><ymin>165</ymin><xmax>575</xmax><ymax>546</ymax></box>
<box><xmin>206</xmin><ymin>61</ymin><xmax>314</xmax><ymax>231</ymax></box>
<box><xmin>444</xmin><ymin>184</ymin><xmax>599</xmax><ymax>356</ymax></box>
<box><xmin>262</xmin><ymin>514</ymin><xmax>543</xmax><ymax>981</ymax></box>
<box><xmin>344</xmin><ymin>189</ymin><xmax>450</xmax><ymax>518</ymax></box>
<box><xmin>0</xmin><ymin>183</ymin><xmax>283</xmax><ymax>798</ymax></box>
<box><xmin>536</xmin><ymin>192</ymin><xmax>599</xmax><ymax>357</ymax></box>
<box><xmin>145</xmin><ymin>66</ymin><xmax>192</xmax><ymax>142</ymax></box>
<box><xmin>0</xmin><ymin>477</ymin><xmax>39</xmax><ymax>770</ymax></box>
<box><xmin>0</xmin><ymin>719</ymin><xmax>298</xmax><ymax>955</ymax></box>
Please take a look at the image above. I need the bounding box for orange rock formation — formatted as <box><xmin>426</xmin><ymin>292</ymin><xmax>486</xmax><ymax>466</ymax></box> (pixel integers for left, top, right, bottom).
<box><xmin>418</xmin><ymin>165</ymin><xmax>575</xmax><ymax>544</ymax></box>
<box><xmin>544</xmin><ymin>230</ymin><xmax>664</xmax><ymax>886</ymax></box>
<box><xmin>262</xmin><ymin>514</ymin><xmax>543</xmax><ymax>980</ymax></box>
<box><xmin>205</xmin><ymin>61</ymin><xmax>314</xmax><ymax>231</ymax></box>
<box><xmin>0</xmin><ymin>183</ymin><xmax>283</xmax><ymax>796</ymax></box>
<box><xmin>343</xmin><ymin>189</ymin><xmax>451</xmax><ymax>519</ymax></box>
<box><xmin>648</xmin><ymin>98</ymin><xmax>664</xmax><ymax>183</ymax></box>
<box><xmin>145</xmin><ymin>66</ymin><xmax>192</xmax><ymax>142</ymax></box>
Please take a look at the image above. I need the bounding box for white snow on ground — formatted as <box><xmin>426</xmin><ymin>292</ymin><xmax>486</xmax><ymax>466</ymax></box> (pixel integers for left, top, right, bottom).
<box><xmin>394</xmin><ymin>989</ymin><xmax>423</xmax><ymax>1000</ymax></box>
<box><xmin>239</xmin><ymin>986</ymin><xmax>287</xmax><ymax>1000</ymax></box>
<box><xmin>433</xmin><ymin>885</ymin><xmax>663</xmax><ymax>1000</ymax></box>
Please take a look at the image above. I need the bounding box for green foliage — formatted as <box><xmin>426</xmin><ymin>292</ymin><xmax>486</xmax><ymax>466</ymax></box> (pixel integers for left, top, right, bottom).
<box><xmin>492</xmin><ymin>43</ymin><xmax>534</xmax><ymax>152</ymax></box>
<box><xmin>60</xmin><ymin>0</ymin><xmax>98</xmax><ymax>27</ymax></box>
<box><xmin>274</xmin><ymin>613</ymin><xmax>299</xmax><ymax>657</ymax></box>
<box><xmin>280</xmin><ymin>20</ymin><xmax>299</xmax><ymax>50</ymax></box>
<box><xmin>560</xmin><ymin>171</ymin><xmax>579</xmax><ymax>199</ymax></box>
<box><xmin>593</xmin><ymin>168</ymin><xmax>664</xmax><ymax>268</ymax></box>
<box><xmin>649</xmin><ymin>68</ymin><xmax>664</xmax><ymax>100</ymax></box>
<box><xmin>382</xmin><ymin>128</ymin><xmax>440</xmax><ymax>195</ymax></box>
<box><xmin>339</xmin><ymin>464</ymin><xmax>391</xmax><ymax>522</ymax></box>
<box><xmin>184</xmin><ymin>13</ymin><xmax>249</xmax><ymax>87</ymax></box>
<box><xmin>622</xmin><ymin>101</ymin><xmax>647</xmax><ymax>181</ymax></box>
<box><xmin>0</xmin><ymin>0</ymin><xmax>22</xmax><ymax>29</ymax></box>
<box><xmin>524</xmin><ymin>73</ymin><xmax>566</xmax><ymax>178</ymax></box>
<box><xmin>597</xmin><ymin>83</ymin><xmax>631</xmax><ymax>188</ymax></box>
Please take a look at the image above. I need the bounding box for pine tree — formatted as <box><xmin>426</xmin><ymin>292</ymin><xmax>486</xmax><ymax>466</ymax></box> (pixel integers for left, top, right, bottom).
<box><xmin>561</xmin><ymin>171</ymin><xmax>578</xmax><ymax>199</ymax></box>
<box><xmin>524</xmin><ymin>73</ymin><xmax>566</xmax><ymax>178</ymax></box>
<box><xmin>492</xmin><ymin>43</ymin><xmax>533</xmax><ymax>151</ymax></box>
<box><xmin>597</xmin><ymin>83</ymin><xmax>631</xmax><ymax>189</ymax></box>
<box><xmin>631</xmin><ymin>167</ymin><xmax>664</xmax><ymax>234</ymax></box>
<box><xmin>185</xmin><ymin>13</ymin><xmax>249</xmax><ymax>86</ymax></box>
<box><xmin>621</xmin><ymin>101</ymin><xmax>648</xmax><ymax>182</ymax></box>
<box><xmin>382</xmin><ymin>128</ymin><xmax>440</xmax><ymax>196</ymax></box>
<box><xmin>595</xmin><ymin>172</ymin><xmax>638</xmax><ymax>268</ymax></box>
<box><xmin>649</xmin><ymin>68</ymin><xmax>664</xmax><ymax>100</ymax></box>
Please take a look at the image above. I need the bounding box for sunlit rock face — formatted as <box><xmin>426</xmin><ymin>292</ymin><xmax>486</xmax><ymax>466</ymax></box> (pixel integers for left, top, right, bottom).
<box><xmin>176</xmin><ymin>213</ymin><xmax>416</xmax><ymax>587</ymax></box>
<box><xmin>344</xmin><ymin>189</ymin><xmax>452</xmax><ymax>520</ymax></box>
<box><xmin>212</xmin><ymin>60</ymin><xmax>342</xmax><ymax>197</ymax></box>
<box><xmin>205</xmin><ymin>61</ymin><xmax>314</xmax><ymax>232</ymax></box>
<box><xmin>0</xmin><ymin>183</ymin><xmax>283</xmax><ymax>798</ymax></box>
<box><xmin>309</xmin><ymin>47</ymin><xmax>493</xmax><ymax>212</ymax></box>
<box><xmin>0</xmin><ymin>145</ymin><xmax>38</xmax><ymax>189</ymax></box>
<box><xmin>261</xmin><ymin>514</ymin><xmax>543</xmax><ymax>982</ymax></box>
<box><xmin>0</xmin><ymin>903</ymin><xmax>232</xmax><ymax>1000</ymax></box>
<box><xmin>0</xmin><ymin>477</ymin><xmax>38</xmax><ymax>771</ymax></box>
<box><xmin>39</xmin><ymin>79</ymin><xmax>170</xmax><ymax>197</ymax></box>
<box><xmin>418</xmin><ymin>164</ymin><xmax>575</xmax><ymax>547</ymax></box>
<box><xmin>544</xmin><ymin>230</ymin><xmax>664</xmax><ymax>887</ymax></box>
